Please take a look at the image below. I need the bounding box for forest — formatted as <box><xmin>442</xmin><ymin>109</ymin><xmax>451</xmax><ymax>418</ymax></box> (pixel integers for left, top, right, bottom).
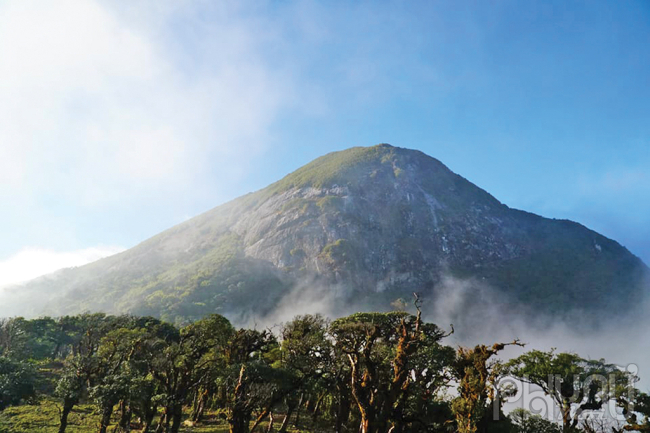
<box><xmin>0</xmin><ymin>302</ymin><xmax>647</xmax><ymax>433</ymax></box>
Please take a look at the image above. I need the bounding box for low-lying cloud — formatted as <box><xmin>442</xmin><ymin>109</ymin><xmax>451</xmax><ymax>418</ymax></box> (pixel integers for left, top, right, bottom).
<box><xmin>0</xmin><ymin>246</ymin><xmax>124</xmax><ymax>290</ymax></box>
<box><xmin>239</xmin><ymin>271</ymin><xmax>650</xmax><ymax>394</ymax></box>
<box><xmin>426</xmin><ymin>274</ymin><xmax>650</xmax><ymax>392</ymax></box>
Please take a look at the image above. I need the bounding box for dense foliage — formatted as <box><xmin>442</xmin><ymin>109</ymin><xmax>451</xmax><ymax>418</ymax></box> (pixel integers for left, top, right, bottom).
<box><xmin>0</xmin><ymin>311</ymin><xmax>646</xmax><ymax>433</ymax></box>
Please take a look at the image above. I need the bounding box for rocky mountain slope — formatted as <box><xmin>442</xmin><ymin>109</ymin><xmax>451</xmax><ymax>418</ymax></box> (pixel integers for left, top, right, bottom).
<box><xmin>3</xmin><ymin>144</ymin><xmax>647</xmax><ymax>323</ymax></box>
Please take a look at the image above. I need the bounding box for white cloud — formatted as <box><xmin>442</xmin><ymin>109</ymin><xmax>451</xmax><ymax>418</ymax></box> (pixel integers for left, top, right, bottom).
<box><xmin>0</xmin><ymin>0</ymin><xmax>296</xmax><ymax>209</ymax></box>
<box><xmin>0</xmin><ymin>245</ymin><xmax>124</xmax><ymax>289</ymax></box>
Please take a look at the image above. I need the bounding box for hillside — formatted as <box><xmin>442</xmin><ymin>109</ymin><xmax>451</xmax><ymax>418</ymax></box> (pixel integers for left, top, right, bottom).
<box><xmin>2</xmin><ymin>144</ymin><xmax>647</xmax><ymax>323</ymax></box>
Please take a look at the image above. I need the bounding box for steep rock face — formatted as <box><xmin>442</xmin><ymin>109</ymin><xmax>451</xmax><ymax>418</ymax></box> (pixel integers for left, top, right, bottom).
<box><xmin>230</xmin><ymin>148</ymin><xmax>512</xmax><ymax>292</ymax></box>
<box><xmin>4</xmin><ymin>144</ymin><xmax>647</xmax><ymax>322</ymax></box>
<box><xmin>223</xmin><ymin>144</ymin><xmax>644</xmax><ymax>312</ymax></box>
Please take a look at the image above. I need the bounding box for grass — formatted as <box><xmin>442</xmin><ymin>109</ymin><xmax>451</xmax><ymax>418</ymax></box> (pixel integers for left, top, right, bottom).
<box><xmin>0</xmin><ymin>401</ymin><xmax>97</xmax><ymax>433</ymax></box>
<box><xmin>0</xmin><ymin>401</ymin><xmax>313</xmax><ymax>433</ymax></box>
<box><xmin>264</xmin><ymin>144</ymin><xmax>400</xmax><ymax>194</ymax></box>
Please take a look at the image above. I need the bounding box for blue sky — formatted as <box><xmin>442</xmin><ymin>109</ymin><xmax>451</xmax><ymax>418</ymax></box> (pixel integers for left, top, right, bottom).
<box><xmin>0</xmin><ymin>0</ymin><xmax>648</xmax><ymax>286</ymax></box>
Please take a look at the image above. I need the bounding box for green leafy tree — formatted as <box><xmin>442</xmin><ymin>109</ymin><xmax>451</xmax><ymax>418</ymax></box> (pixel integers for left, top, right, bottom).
<box><xmin>0</xmin><ymin>357</ymin><xmax>35</xmax><ymax>410</ymax></box>
<box><xmin>330</xmin><ymin>306</ymin><xmax>453</xmax><ymax>433</ymax></box>
<box><xmin>0</xmin><ymin>318</ymin><xmax>30</xmax><ymax>359</ymax></box>
<box><xmin>54</xmin><ymin>313</ymin><xmax>126</xmax><ymax>433</ymax></box>
<box><xmin>506</xmin><ymin>349</ymin><xmax>635</xmax><ymax>432</ymax></box>
<box><xmin>279</xmin><ymin>315</ymin><xmax>333</xmax><ymax>430</ymax></box>
<box><xmin>22</xmin><ymin>317</ymin><xmax>68</xmax><ymax>360</ymax></box>
<box><xmin>150</xmin><ymin>313</ymin><xmax>234</xmax><ymax>433</ymax></box>
<box><xmin>91</xmin><ymin>325</ymin><xmax>157</xmax><ymax>433</ymax></box>
<box><xmin>129</xmin><ymin>317</ymin><xmax>178</xmax><ymax>433</ymax></box>
<box><xmin>221</xmin><ymin>328</ymin><xmax>279</xmax><ymax>433</ymax></box>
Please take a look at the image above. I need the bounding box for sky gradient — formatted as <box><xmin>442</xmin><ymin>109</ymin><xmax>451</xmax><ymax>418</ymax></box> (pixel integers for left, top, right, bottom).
<box><xmin>1</xmin><ymin>0</ymin><xmax>649</xmax><ymax>286</ymax></box>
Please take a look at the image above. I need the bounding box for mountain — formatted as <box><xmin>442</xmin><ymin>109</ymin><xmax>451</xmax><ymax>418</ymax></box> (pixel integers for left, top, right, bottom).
<box><xmin>3</xmin><ymin>144</ymin><xmax>647</xmax><ymax>323</ymax></box>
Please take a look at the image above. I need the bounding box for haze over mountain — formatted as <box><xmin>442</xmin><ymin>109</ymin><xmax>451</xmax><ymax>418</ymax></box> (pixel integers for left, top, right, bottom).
<box><xmin>1</xmin><ymin>144</ymin><xmax>647</xmax><ymax>324</ymax></box>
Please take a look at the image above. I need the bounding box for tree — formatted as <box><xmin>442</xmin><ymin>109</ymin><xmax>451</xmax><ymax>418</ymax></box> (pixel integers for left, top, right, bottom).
<box><xmin>55</xmin><ymin>356</ymin><xmax>90</xmax><ymax>433</ymax></box>
<box><xmin>220</xmin><ymin>328</ymin><xmax>280</xmax><ymax>433</ymax></box>
<box><xmin>150</xmin><ymin>314</ymin><xmax>234</xmax><ymax>433</ymax></box>
<box><xmin>54</xmin><ymin>313</ymin><xmax>126</xmax><ymax>433</ymax></box>
<box><xmin>22</xmin><ymin>317</ymin><xmax>68</xmax><ymax>360</ymax></box>
<box><xmin>129</xmin><ymin>317</ymin><xmax>178</xmax><ymax>433</ymax></box>
<box><xmin>330</xmin><ymin>305</ymin><xmax>453</xmax><ymax>433</ymax></box>
<box><xmin>397</xmin><ymin>321</ymin><xmax>455</xmax><ymax>432</ymax></box>
<box><xmin>91</xmin><ymin>326</ymin><xmax>155</xmax><ymax>433</ymax></box>
<box><xmin>280</xmin><ymin>315</ymin><xmax>333</xmax><ymax>430</ymax></box>
<box><xmin>0</xmin><ymin>318</ymin><xmax>29</xmax><ymax>359</ymax></box>
<box><xmin>452</xmin><ymin>341</ymin><xmax>524</xmax><ymax>433</ymax></box>
<box><xmin>0</xmin><ymin>357</ymin><xmax>35</xmax><ymax>410</ymax></box>
<box><xmin>184</xmin><ymin>315</ymin><xmax>235</xmax><ymax>425</ymax></box>
<box><xmin>506</xmin><ymin>349</ymin><xmax>635</xmax><ymax>432</ymax></box>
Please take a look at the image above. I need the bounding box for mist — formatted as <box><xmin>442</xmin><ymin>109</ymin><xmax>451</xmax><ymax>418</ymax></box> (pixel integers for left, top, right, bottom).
<box><xmin>2</xmin><ymin>248</ymin><xmax>648</xmax><ymax>397</ymax></box>
<box><xmin>238</xmin><ymin>271</ymin><xmax>650</xmax><ymax>395</ymax></box>
<box><xmin>230</xmin><ymin>276</ymin><xmax>358</xmax><ymax>331</ymax></box>
<box><xmin>431</xmin><ymin>274</ymin><xmax>650</xmax><ymax>387</ymax></box>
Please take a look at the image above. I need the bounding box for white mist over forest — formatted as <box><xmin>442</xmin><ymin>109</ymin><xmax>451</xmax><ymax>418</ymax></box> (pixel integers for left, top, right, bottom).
<box><xmin>224</xmin><ymin>269</ymin><xmax>650</xmax><ymax>392</ymax></box>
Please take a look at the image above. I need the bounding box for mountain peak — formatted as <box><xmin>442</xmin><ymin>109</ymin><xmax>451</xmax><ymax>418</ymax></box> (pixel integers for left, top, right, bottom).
<box><xmin>265</xmin><ymin>143</ymin><xmax>450</xmax><ymax>195</ymax></box>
